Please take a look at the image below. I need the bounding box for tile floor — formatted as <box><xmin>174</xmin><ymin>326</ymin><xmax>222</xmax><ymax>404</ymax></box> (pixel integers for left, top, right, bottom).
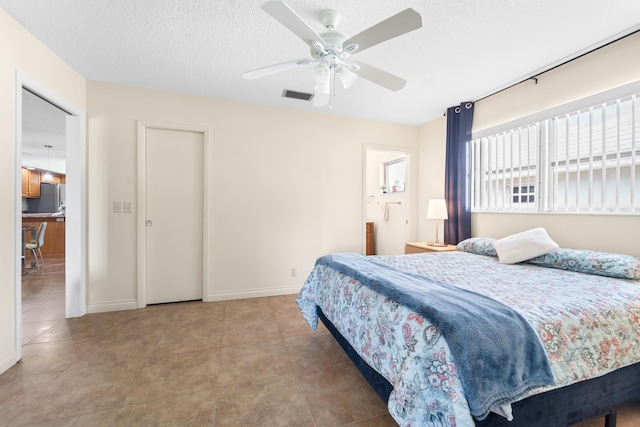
<box><xmin>3</xmin><ymin>258</ymin><xmax>639</xmax><ymax>426</ymax></box>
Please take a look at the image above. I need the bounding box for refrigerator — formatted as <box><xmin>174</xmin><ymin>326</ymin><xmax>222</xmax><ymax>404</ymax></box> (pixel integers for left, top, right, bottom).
<box><xmin>27</xmin><ymin>183</ymin><xmax>66</xmax><ymax>213</ymax></box>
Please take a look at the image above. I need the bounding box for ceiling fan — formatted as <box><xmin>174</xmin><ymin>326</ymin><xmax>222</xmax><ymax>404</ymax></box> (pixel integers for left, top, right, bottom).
<box><xmin>242</xmin><ymin>1</ymin><xmax>423</xmax><ymax>107</ymax></box>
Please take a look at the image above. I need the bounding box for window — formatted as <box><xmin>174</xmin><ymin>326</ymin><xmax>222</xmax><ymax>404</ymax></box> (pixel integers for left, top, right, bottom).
<box><xmin>513</xmin><ymin>185</ymin><xmax>535</xmax><ymax>204</ymax></box>
<box><xmin>472</xmin><ymin>90</ymin><xmax>640</xmax><ymax>214</ymax></box>
<box><xmin>471</xmin><ymin>124</ymin><xmax>539</xmax><ymax>211</ymax></box>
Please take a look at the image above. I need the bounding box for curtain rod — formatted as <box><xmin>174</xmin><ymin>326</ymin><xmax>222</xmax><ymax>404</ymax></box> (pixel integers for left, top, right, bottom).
<box><xmin>472</xmin><ymin>27</ymin><xmax>640</xmax><ymax>105</ymax></box>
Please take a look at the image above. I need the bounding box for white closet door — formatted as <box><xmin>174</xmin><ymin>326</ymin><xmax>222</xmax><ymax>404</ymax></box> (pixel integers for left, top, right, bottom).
<box><xmin>145</xmin><ymin>128</ymin><xmax>203</xmax><ymax>304</ymax></box>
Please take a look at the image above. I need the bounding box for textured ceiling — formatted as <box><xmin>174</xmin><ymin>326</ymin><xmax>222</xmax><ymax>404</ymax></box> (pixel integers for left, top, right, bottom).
<box><xmin>4</xmin><ymin>0</ymin><xmax>640</xmax><ymax>134</ymax></box>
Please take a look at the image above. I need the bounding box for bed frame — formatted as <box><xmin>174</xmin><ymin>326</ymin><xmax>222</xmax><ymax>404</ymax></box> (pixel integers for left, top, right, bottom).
<box><xmin>318</xmin><ymin>307</ymin><xmax>640</xmax><ymax>427</ymax></box>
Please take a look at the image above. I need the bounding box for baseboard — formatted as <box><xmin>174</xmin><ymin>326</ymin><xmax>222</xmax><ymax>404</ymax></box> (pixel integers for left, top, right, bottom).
<box><xmin>205</xmin><ymin>285</ymin><xmax>301</xmax><ymax>302</ymax></box>
<box><xmin>86</xmin><ymin>288</ymin><xmax>302</xmax><ymax>310</ymax></box>
<box><xmin>87</xmin><ymin>299</ymin><xmax>138</xmax><ymax>313</ymax></box>
<box><xmin>0</xmin><ymin>349</ymin><xmax>17</xmax><ymax>376</ymax></box>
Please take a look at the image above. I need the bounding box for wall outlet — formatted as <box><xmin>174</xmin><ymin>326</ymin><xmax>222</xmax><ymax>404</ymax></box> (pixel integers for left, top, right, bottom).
<box><xmin>290</xmin><ymin>268</ymin><xmax>297</xmax><ymax>278</ymax></box>
<box><xmin>113</xmin><ymin>201</ymin><xmax>122</xmax><ymax>213</ymax></box>
<box><xmin>123</xmin><ymin>201</ymin><xmax>132</xmax><ymax>213</ymax></box>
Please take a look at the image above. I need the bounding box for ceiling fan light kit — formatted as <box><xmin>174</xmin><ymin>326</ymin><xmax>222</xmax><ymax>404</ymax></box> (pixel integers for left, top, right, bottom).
<box><xmin>243</xmin><ymin>1</ymin><xmax>422</xmax><ymax>107</ymax></box>
<box><xmin>337</xmin><ymin>67</ymin><xmax>358</xmax><ymax>89</ymax></box>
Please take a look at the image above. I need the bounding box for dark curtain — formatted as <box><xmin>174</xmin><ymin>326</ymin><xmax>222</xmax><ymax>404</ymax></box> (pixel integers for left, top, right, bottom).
<box><xmin>444</xmin><ymin>102</ymin><xmax>474</xmax><ymax>244</ymax></box>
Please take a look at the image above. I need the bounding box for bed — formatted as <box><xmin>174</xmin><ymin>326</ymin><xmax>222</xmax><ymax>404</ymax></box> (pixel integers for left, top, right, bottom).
<box><xmin>296</xmin><ymin>238</ymin><xmax>640</xmax><ymax>426</ymax></box>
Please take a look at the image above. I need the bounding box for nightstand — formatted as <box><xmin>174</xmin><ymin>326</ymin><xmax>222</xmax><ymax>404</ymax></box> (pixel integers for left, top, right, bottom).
<box><xmin>404</xmin><ymin>242</ymin><xmax>458</xmax><ymax>254</ymax></box>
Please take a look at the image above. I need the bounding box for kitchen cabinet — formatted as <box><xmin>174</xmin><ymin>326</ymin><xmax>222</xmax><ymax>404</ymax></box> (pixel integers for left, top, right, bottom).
<box><xmin>22</xmin><ymin>168</ymin><xmax>41</xmax><ymax>198</ymax></box>
<box><xmin>21</xmin><ymin>168</ymin><xmax>29</xmax><ymax>196</ymax></box>
<box><xmin>21</xmin><ymin>168</ymin><xmax>66</xmax><ymax>197</ymax></box>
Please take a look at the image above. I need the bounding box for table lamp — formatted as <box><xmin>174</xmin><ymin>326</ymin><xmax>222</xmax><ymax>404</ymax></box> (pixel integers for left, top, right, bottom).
<box><xmin>427</xmin><ymin>199</ymin><xmax>448</xmax><ymax>247</ymax></box>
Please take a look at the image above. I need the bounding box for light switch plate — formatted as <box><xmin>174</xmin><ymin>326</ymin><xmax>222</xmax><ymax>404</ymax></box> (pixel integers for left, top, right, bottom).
<box><xmin>113</xmin><ymin>201</ymin><xmax>122</xmax><ymax>213</ymax></box>
<box><xmin>123</xmin><ymin>202</ymin><xmax>132</xmax><ymax>213</ymax></box>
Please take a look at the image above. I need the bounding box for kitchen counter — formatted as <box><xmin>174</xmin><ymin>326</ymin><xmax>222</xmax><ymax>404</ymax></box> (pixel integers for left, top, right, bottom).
<box><xmin>22</xmin><ymin>213</ymin><xmax>65</xmax><ymax>218</ymax></box>
<box><xmin>22</xmin><ymin>215</ymin><xmax>65</xmax><ymax>260</ymax></box>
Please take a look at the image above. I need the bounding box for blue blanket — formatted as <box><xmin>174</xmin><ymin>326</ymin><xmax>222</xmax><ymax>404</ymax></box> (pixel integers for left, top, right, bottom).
<box><xmin>317</xmin><ymin>253</ymin><xmax>555</xmax><ymax>420</ymax></box>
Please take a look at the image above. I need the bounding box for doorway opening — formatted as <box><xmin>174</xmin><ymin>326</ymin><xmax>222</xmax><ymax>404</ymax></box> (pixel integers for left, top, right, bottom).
<box><xmin>15</xmin><ymin>75</ymin><xmax>86</xmax><ymax>361</ymax></box>
<box><xmin>363</xmin><ymin>145</ymin><xmax>417</xmax><ymax>255</ymax></box>
<box><xmin>20</xmin><ymin>88</ymin><xmax>68</xmax><ymax>344</ymax></box>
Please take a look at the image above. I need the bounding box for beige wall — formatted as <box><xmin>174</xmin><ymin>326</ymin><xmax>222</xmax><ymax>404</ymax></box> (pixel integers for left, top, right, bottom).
<box><xmin>471</xmin><ymin>213</ymin><xmax>640</xmax><ymax>255</ymax></box>
<box><xmin>86</xmin><ymin>81</ymin><xmax>418</xmax><ymax>311</ymax></box>
<box><xmin>417</xmin><ymin>115</ymin><xmax>447</xmax><ymax>242</ymax></box>
<box><xmin>419</xmin><ymin>32</ymin><xmax>640</xmax><ymax>256</ymax></box>
<box><xmin>0</xmin><ymin>8</ymin><xmax>85</xmax><ymax>373</ymax></box>
<box><xmin>473</xmin><ymin>32</ymin><xmax>640</xmax><ymax>134</ymax></box>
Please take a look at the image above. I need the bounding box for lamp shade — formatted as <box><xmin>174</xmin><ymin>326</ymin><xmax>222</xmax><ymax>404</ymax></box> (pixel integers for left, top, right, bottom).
<box><xmin>427</xmin><ymin>199</ymin><xmax>448</xmax><ymax>220</ymax></box>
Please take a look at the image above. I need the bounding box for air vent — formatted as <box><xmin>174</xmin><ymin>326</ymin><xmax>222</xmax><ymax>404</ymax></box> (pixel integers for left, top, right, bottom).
<box><xmin>282</xmin><ymin>89</ymin><xmax>314</xmax><ymax>101</ymax></box>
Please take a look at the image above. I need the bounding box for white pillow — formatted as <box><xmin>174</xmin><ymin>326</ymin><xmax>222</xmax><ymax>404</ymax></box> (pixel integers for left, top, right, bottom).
<box><xmin>493</xmin><ymin>228</ymin><xmax>559</xmax><ymax>264</ymax></box>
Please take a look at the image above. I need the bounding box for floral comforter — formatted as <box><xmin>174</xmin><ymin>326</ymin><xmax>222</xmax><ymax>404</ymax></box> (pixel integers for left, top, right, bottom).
<box><xmin>296</xmin><ymin>251</ymin><xmax>640</xmax><ymax>427</ymax></box>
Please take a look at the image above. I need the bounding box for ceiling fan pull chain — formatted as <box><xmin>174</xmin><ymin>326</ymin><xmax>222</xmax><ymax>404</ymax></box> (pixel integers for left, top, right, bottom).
<box><xmin>332</xmin><ymin>65</ymin><xmax>335</xmax><ymax>96</ymax></box>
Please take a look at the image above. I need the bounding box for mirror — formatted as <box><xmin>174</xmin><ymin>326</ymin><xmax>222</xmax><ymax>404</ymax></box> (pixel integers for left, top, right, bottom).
<box><xmin>382</xmin><ymin>156</ymin><xmax>406</xmax><ymax>194</ymax></box>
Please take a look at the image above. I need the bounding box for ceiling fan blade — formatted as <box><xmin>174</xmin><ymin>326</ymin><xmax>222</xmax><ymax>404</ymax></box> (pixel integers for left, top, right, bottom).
<box><xmin>243</xmin><ymin>59</ymin><xmax>312</xmax><ymax>80</ymax></box>
<box><xmin>352</xmin><ymin>61</ymin><xmax>406</xmax><ymax>91</ymax></box>
<box><xmin>261</xmin><ymin>1</ymin><xmax>326</xmax><ymax>48</ymax></box>
<box><xmin>344</xmin><ymin>9</ymin><xmax>422</xmax><ymax>54</ymax></box>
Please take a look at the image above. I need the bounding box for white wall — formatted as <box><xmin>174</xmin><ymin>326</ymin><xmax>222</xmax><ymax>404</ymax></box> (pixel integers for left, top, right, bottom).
<box><xmin>86</xmin><ymin>81</ymin><xmax>418</xmax><ymax>311</ymax></box>
<box><xmin>0</xmin><ymin>8</ymin><xmax>85</xmax><ymax>374</ymax></box>
<box><xmin>418</xmin><ymin>32</ymin><xmax>640</xmax><ymax>256</ymax></box>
